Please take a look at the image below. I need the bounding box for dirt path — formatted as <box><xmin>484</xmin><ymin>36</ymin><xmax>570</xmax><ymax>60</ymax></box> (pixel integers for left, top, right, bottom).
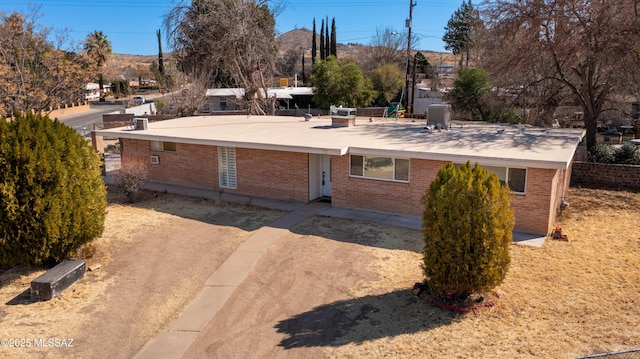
<box><xmin>0</xmin><ymin>193</ymin><xmax>283</xmax><ymax>359</ymax></box>
<box><xmin>182</xmin><ymin>216</ymin><xmax>424</xmax><ymax>358</ymax></box>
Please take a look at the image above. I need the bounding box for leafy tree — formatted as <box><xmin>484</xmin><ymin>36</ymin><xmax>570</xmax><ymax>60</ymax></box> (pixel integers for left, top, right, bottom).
<box><xmin>449</xmin><ymin>67</ymin><xmax>491</xmax><ymax>121</ymax></box>
<box><xmin>443</xmin><ymin>0</ymin><xmax>480</xmax><ymax>68</ymax></box>
<box><xmin>311</xmin><ymin>56</ymin><xmax>375</xmax><ymax>109</ymax></box>
<box><xmin>414</xmin><ymin>52</ymin><xmax>433</xmax><ymax>78</ymax></box>
<box><xmin>371</xmin><ymin>63</ymin><xmax>404</xmax><ymax>106</ymax></box>
<box><xmin>422</xmin><ymin>162</ymin><xmax>513</xmax><ymax>300</ymax></box>
<box><xmin>84</xmin><ymin>30</ymin><xmax>113</xmax><ymax>94</ymax></box>
<box><xmin>0</xmin><ymin>113</ymin><xmax>107</xmax><ymax>266</ymax></box>
<box><xmin>165</xmin><ymin>0</ymin><xmax>279</xmax><ymax>115</ymax></box>
<box><xmin>481</xmin><ymin>0</ymin><xmax>640</xmax><ymax>150</ymax></box>
<box><xmin>111</xmin><ymin>80</ymin><xmax>130</xmax><ymax>99</ymax></box>
<box><xmin>0</xmin><ymin>11</ymin><xmax>94</xmax><ymax>117</ymax></box>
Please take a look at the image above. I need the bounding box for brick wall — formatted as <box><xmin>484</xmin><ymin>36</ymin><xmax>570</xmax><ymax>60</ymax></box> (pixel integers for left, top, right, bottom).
<box><xmin>122</xmin><ymin>139</ymin><xmax>218</xmax><ymax>189</ymax></box>
<box><xmin>510</xmin><ymin>167</ymin><xmax>561</xmax><ymax>235</ymax></box>
<box><xmin>331</xmin><ymin>157</ymin><xmax>438</xmax><ymax>216</ymax></box>
<box><xmin>233</xmin><ymin>148</ymin><xmax>309</xmax><ymax>202</ymax></box>
<box><xmin>570</xmin><ymin>161</ymin><xmax>640</xmax><ymax>190</ymax></box>
<box><xmin>332</xmin><ymin>155</ymin><xmax>561</xmax><ymax>235</ymax></box>
<box><xmin>120</xmin><ymin>139</ymin><xmax>309</xmax><ymax>202</ymax></box>
<box><xmin>120</xmin><ymin>138</ymin><xmax>564</xmax><ymax>235</ymax></box>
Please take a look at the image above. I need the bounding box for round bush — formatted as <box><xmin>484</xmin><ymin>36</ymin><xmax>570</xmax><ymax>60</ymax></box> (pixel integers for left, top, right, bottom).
<box><xmin>0</xmin><ymin>113</ymin><xmax>107</xmax><ymax>266</ymax></box>
<box><xmin>422</xmin><ymin>162</ymin><xmax>514</xmax><ymax>299</ymax></box>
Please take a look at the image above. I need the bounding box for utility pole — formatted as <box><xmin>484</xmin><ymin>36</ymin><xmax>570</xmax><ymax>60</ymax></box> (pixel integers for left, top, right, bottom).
<box><xmin>404</xmin><ymin>0</ymin><xmax>417</xmax><ymax>115</ymax></box>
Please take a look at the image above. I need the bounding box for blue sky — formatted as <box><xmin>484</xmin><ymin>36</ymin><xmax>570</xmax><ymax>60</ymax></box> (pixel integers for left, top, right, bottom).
<box><xmin>1</xmin><ymin>0</ymin><xmax>462</xmax><ymax>55</ymax></box>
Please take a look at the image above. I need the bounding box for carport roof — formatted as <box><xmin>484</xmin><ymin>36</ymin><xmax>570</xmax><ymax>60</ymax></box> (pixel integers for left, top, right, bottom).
<box><xmin>96</xmin><ymin>115</ymin><xmax>585</xmax><ymax>169</ymax></box>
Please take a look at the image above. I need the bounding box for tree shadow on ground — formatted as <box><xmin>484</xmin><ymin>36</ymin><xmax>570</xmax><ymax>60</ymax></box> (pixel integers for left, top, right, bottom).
<box><xmin>0</xmin><ymin>265</ymin><xmax>44</xmax><ymax>290</ymax></box>
<box><xmin>274</xmin><ymin>288</ymin><xmax>460</xmax><ymax>349</ymax></box>
<box><xmin>290</xmin><ymin>216</ymin><xmax>424</xmax><ymax>253</ymax></box>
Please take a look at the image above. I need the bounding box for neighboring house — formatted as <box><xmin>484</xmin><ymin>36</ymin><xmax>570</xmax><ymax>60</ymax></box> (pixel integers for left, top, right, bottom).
<box><xmin>204</xmin><ymin>87</ymin><xmax>315</xmax><ymax>112</ymax></box>
<box><xmin>268</xmin><ymin>87</ymin><xmax>314</xmax><ymax>110</ymax></box>
<box><xmin>412</xmin><ymin>87</ymin><xmax>444</xmax><ymax>115</ymax></box>
<box><xmin>204</xmin><ymin>88</ymin><xmax>245</xmax><ymax>111</ymax></box>
<box><xmin>95</xmin><ymin>116</ymin><xmax>585</xmax><ymax>236</ymax></box>
<box><xmin>86</xmin><ymin>83</ymin><xmax>101</xmax><ymax>101</ymax></box>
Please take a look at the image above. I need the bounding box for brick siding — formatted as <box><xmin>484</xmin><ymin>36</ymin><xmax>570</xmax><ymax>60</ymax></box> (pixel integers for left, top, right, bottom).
<box><xmin>232</xmin><ymin>148</ymin><xmax>309</xmax><ymax>202</ymax></box>
<box><xmin>120</xmin><ymin>139</ymin><xmax>309</xmax><ymax>202</ymax></box>
<box><xmin>120</xmin><ymin>138</ymin><xmax>564</xmax><ymax>235</ymax></box>
<box><xmin>332</xmin><ymin>156</ymin><xmax>563</xmax><ymax>235</ymax></box>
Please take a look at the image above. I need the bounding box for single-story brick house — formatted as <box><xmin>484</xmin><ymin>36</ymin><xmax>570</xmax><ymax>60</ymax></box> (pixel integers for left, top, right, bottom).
<box><xmin>95</xmin><ymin>115</ymin><xmax>585</xmax><ymax>235</ymax></box>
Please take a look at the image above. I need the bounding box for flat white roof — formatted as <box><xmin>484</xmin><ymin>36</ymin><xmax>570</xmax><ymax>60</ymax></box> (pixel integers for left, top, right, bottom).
<box><xmin>96</xmin><ymin>115</ymin><xmax>585</xmax><ymax>169</ymax></box>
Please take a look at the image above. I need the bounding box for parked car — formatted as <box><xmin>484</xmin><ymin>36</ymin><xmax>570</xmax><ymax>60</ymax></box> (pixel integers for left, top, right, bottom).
<box><xmin>132</xmin><ymin>96</ymin><xmax>146</xmax><ymax>105</ymax></box>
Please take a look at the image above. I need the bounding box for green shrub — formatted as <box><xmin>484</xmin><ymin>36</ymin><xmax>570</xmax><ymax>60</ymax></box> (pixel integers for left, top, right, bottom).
<box><xmin>588</xmin><ymin>142</ymin><xmax>616</xmax><ymax>163</ymax></box>
<box><xmin>588</xmin><ymin>142</ymin><xmax>640</xmax><ymax>164</ymax></box>
<box><xmin>485</xmin><ymin>106</ymin><xmax>522</xmax><ymax>124</ymax></box>
<box><xmin>0</xmin><ymin>113</ymin><xmax>107</xmax><ymax>266</ymax></box>
<box><xmin>422</xmin><ymin>162</ymin><xmax>514</xmax><ymax>299</ymax></box>
<box><xmin>613</xmin><ymin>143</ymin><xmax>640</xmax><ymax>165</ymax></box>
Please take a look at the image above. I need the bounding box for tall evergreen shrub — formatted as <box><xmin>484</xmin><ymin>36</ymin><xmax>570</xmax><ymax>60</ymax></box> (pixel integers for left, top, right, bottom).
<box><xmin>0</xmin><ymin>113</ymin><xmax>107</xmax><ymax>266</ymax></box>
<box><xmin>422</xmin><ymin>162</ymin><xmax>514</xmax><ymax>299</ymax></box>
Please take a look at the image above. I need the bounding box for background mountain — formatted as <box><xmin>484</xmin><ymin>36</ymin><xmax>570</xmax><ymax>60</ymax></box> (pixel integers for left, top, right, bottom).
<box><xmin>105</xmin><ymin>28</ymin><xmax>455</xmax><ymax>81</ymax></box>
<box><xmin>275</xmin><ymin>28</ymin><xmax>456</xmax><ymax>65</ymax></box>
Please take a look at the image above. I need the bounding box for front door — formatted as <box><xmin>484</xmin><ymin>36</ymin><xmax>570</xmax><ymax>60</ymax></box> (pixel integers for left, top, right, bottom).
<box><xmin>321</xmin><ymin>155</ymin><xmax>332</xmax><ymax>197</ymax></box>
<box><xmin>309</xmin><ymin>154</ymin><xmax>332</xmax><ymax>200</ymax></box>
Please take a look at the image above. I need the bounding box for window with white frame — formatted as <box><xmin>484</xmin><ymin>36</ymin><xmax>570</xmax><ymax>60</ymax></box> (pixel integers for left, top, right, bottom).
<box><xmin>219</xmin><ymin>146</ymin><xmax>237</xmax><ymax>189</ymax></box>
<box><xmin>149</xmin><ymin>140</ymin><xmax>176</xmax><ymax>152</ymax></box>
<box><xmin>456</xmin><ymin>163</ymin><xmax>527</xmax><ymax>194</ymax></box>
<box><xmin>350</xmin><ymin>155</ymin><xmax>410</xmax><ymax>182</ymax></box>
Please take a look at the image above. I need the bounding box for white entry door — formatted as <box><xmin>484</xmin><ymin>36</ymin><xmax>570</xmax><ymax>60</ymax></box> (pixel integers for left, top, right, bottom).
<box><xmin>309</xmin><ymin>154</ymin><xmax>332</xmax><ymax>200</ymax></box>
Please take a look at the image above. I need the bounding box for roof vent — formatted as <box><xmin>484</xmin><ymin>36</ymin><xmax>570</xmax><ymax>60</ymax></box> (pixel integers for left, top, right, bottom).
<box><xmin>330</xmin><ymin>105</ymin><xmax>356</xmax><ymax>127</ymax></box>
<box><xmin>133</xmin><ymin>117</ymin><xmax>148</xmax><ymax>130</ymax></box>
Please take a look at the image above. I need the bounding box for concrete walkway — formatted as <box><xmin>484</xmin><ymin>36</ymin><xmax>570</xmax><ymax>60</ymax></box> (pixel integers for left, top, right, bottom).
<box><xmin>133</xmin><ymin>201</ymin><xmax>331</xmax><ymax>359</ymax></box>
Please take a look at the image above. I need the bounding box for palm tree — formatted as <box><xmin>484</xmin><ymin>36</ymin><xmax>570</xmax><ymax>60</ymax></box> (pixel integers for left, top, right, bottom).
<box><xmin>84</xmin><ymin>30</ymin><xmax>112</xmax><ymax>97</ymax></box>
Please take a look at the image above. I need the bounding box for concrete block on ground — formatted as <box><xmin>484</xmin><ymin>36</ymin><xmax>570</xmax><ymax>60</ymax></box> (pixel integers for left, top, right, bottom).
<box><xmin>31</xmin><ymin>259</ymin><xmax>86</xmax><ymax>301</ymax></box>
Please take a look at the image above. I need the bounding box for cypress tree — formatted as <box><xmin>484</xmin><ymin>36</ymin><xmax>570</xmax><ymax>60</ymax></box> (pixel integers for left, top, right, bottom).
<box><xmin>330</xmin><ymin>17</ymin><xmax>337</xmax><ymax>57</ymax></box>
<box><xmin>301</xmin><ymin>51</ymin><xmax>307</xmax><ymax>84</ymax></box>
<box><xmin>311</xmin><ymin>18</ymin><xmax>317</xmax><ymax>64</ymax></box>
<box><xmin>320</xmin><ymin>19</ymin><xmax>325</xmax><ymax>60</ymax></box>
<box><xmin>0</xmin><ymin>113</ymin><xmax>107</xmax><ymax>266</ymax></box>
<box><xmin>157</xmin><ymin>29</ymin><xmax>164</xmax><ymax>75</ymax></box>
<box><xmin>422</xmin><ymin>162</ymin><xmax>513</xmax><ymax>300</ymax></box>
<box><xmin>325</xmin><ymin>16</ymin><xmax>330</xmax><ymax>58</ymax></box>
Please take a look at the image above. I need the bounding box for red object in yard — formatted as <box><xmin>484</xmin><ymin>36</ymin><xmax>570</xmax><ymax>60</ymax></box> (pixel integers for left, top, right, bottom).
<box><xmin>552</xmin><ymin>226</ymin><xmax>568</xmax><ymax>241</ymax></box>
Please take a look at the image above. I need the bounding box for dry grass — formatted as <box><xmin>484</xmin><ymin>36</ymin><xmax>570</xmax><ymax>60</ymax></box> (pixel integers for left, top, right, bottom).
<box><xmin>0</xmin><ymin>187</ymin><xmax>638</xmax><ymax>358</ymax></box>
<box><xmin>321</xmin><ymin>187</ymin><xmax>640</xmax><ymax>358</ymax></box>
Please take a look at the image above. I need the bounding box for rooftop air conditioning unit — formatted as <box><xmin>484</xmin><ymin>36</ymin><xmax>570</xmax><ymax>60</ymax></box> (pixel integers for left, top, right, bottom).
<box><xmin>134</xmin><ymin>117</ymin><xmax>149</xmax><ymax>130</ymax></box>
<box><xmin>426</xmin><ymin>104</ymin><xmax>451</xmax><ymax>128</ymax></box>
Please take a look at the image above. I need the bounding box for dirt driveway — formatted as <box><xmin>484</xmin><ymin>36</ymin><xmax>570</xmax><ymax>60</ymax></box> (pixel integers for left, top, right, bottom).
<box><xmin>1</xmin><ymin>188</ymin><xmax>639</xmax><ymax>359</ymax></box>
<box><xmin>0</xmin><ymin>190</ymin><xmax>423</xmax><ymax>359</ymax></box>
